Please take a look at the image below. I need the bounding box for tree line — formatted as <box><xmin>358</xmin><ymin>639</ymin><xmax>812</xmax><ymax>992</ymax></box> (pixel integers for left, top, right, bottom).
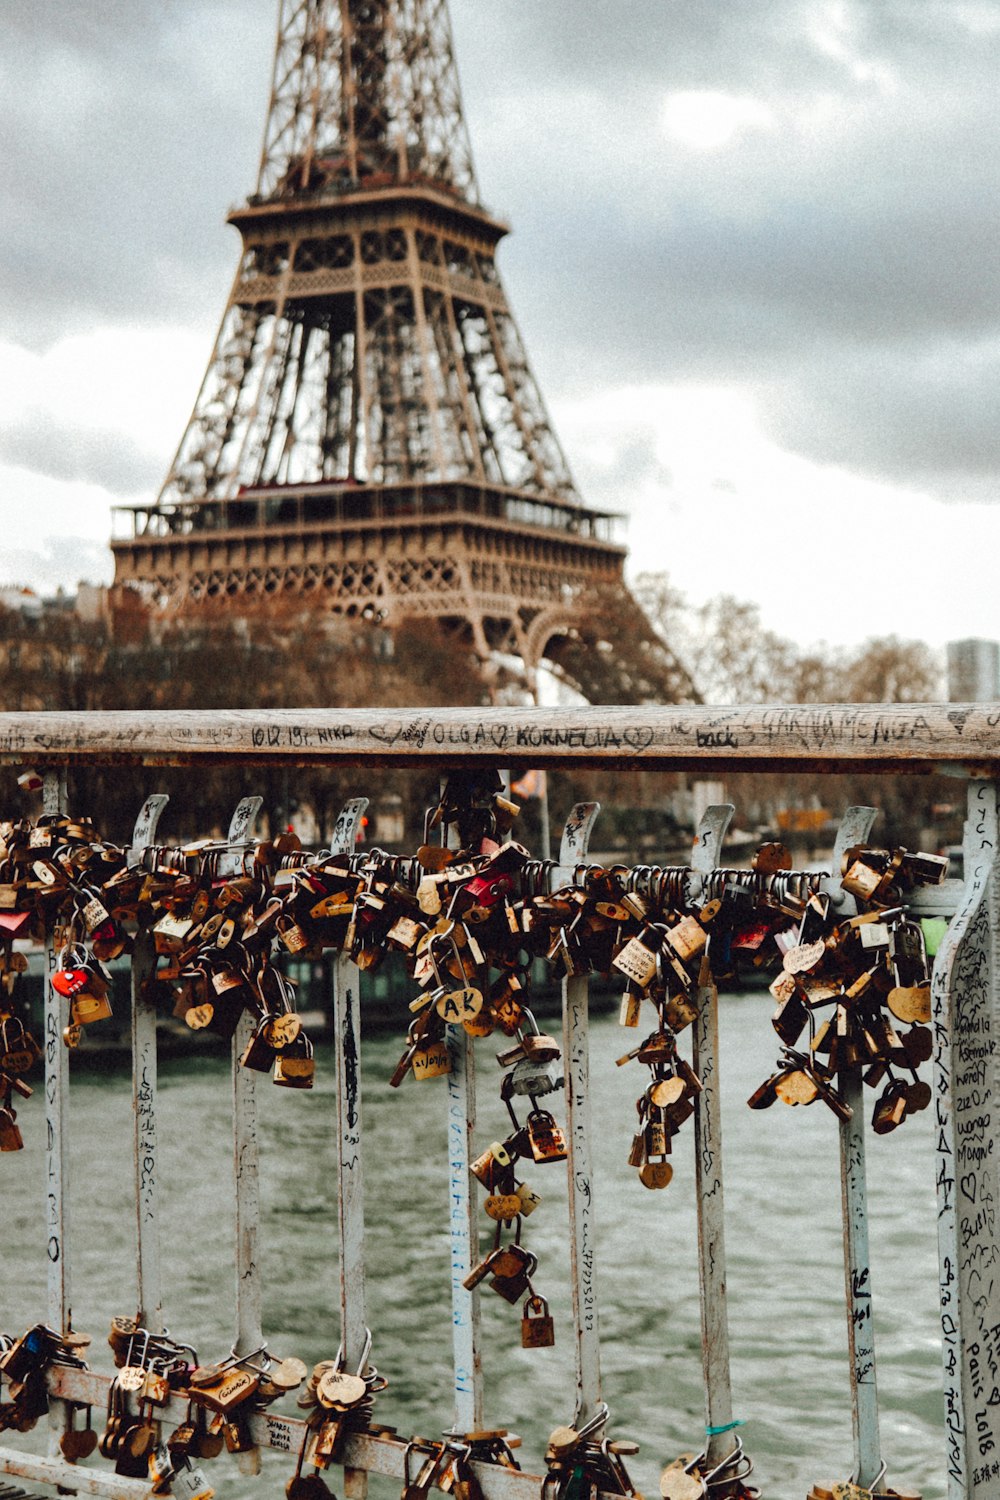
<box><xmin>0</xmin><ymin>581</ymin><xmax>955</xmax><ymax>854</ymax></box>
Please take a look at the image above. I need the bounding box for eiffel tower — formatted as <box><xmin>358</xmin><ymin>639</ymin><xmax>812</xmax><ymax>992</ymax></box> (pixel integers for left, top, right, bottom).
<box><xmin>111</xmin><ymin>0</ymin><xmax>695</xmax><ymax>703</ymax></box>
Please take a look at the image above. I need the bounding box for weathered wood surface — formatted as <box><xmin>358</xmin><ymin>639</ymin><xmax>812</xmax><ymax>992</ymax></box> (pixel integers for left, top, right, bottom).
<box><xmin>2</xmin><ymin>704</ymin><xmax>999</xmax><ymax>771</ymax></box>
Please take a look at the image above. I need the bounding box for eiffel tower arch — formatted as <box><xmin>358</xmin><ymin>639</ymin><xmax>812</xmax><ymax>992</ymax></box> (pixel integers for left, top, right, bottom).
<box><xmin>111</xmin><ymin>0</ymin><xmax>697</xmax><ymax>704</ymax></box>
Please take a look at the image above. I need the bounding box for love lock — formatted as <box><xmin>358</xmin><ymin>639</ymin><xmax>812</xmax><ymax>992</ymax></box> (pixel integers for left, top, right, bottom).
<box><xmin>504</xmin><ymin>1055</ymin><xmax>563</xmax><ymax>1098</ymax></box>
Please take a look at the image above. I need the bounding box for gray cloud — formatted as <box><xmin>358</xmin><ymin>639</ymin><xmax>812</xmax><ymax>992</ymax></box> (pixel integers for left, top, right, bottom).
<box><xmin>0</xmin><ymin>410</ymin><xmax>162</xmax><ymax>495</ymax></box>
<box><xmin>0</xmin><ymin>536</ymin><xmax>113</xmax><ymax>593</ymax></box>
<box><xmin>3</xmin><ymin>0</ymin><xmax>1000</xmax><ymax>501</ymax></box>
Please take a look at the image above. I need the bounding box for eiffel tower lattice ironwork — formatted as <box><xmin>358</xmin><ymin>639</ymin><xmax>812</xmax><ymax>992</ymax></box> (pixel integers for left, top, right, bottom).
<box><xmin>111</xmin><ymin>0</ymin><xmax>695</xmax><ymax>702</ymax></box>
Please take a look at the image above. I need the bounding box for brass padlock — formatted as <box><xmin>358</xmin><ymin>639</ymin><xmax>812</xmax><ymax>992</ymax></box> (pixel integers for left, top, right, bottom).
<box><xmin>644</xmin><ymin>1113</ymin><xmax>669</xmax><ymax>1158</ymax></box>
<box><xmin>411</xmin><ymin>1039</ymin><xmax>451</xmax><ymax>1081</ymax></box>
<box><xmin>470</xmin><ymin>1141</ymin><xmax>511</xmax><ymax>1188</ymax></box>
<box><xmin>665</xmin><ymin>914</ymin><xmax>706</xmax><ymax>961</ymax></box>
<box><xmin>273</xmin><ymin>1034</ymin><xmax>315</xmax><ymax>1089</ymax></box>
<box><xmin>488</xmin><ymin>1244</ymin><xmax>537</xmax><ymax>1304</ymax></box>
<box><xmin>612</xmin><ymin>930</ymin><xmax>658</xmax><ymax>988</ymax></box>
<box><xmin>189</xmin><ymin>1365</ymin><xmax>260</xmax><ymax>1414</ymax></box>
<box><xmin>872</xmin><ymin>1080</ymin><xmax>908</xmax><ymax>1135</ymax></box>
<box><xmin>526</xmin><ymin>1109</ymin><xmax>567</xmax><ymax>1164</ymax></box>
<box><xmin>0</xmin><ymin>1106</ymin><xmax>25</xmax><ymax>1152</ymax></box>
<box><xmin>520</xmin><ymin>1294</ymin><xmax>555</xmax><ymax>1348</ymax></box>
<box><xmin>240</xmin><ymin>1017</ymin><xmax>277</xmax><ymax>1073</ymax></box>
<box><xmin>276</xmin><ymin>914</ymin><xmax>310</xmax><ymax>954</ymax></box>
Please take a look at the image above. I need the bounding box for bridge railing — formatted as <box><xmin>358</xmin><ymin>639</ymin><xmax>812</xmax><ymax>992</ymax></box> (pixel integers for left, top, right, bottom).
<box><xmin>0</xmin><ymin>704</ymin><xmax>997</xmax><ymax>1500</ymax></box>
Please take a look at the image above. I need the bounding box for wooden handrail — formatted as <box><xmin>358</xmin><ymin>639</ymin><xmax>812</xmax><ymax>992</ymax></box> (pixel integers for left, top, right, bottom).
<box><xmin>1</xmin><ymin>703</ymin><xmax>998</xmax><ymax>772</ymax></box>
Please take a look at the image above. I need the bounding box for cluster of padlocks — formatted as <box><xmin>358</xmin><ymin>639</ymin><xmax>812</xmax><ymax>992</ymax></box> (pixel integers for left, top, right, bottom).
<box><xmin>0</xmin><ymin>1316</ymin><xmax>651</xmax><ymax>1500</ymax></box>
<box><xmin>0</xmin><ymin>1317</ymin><xmax>371</xmax><ymax>1498</ymax></box>
<box><xmin>1</xmin><ymin>774</ymin><xmax>942</xmax><ymax>1143</ymax></box>
<box><xmin>0</xmin><ymin>771</ymin><xmax>947</xmax><ymax>1500</ymax></box>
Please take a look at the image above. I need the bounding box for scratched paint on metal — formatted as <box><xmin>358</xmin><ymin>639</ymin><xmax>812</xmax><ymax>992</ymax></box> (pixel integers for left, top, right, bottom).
<box><xmin>824</xmin><ymin>808</ymin><xmax>884</xmax><ymax>1488</ymax></box>
<box><xmin>934</xmin><ymin>781</ymin><xmax>1000</xmax><ymax>1500</ymax></box>
<box><xmin>563</xmin><ymin>972</ymin><xmax>601</xmax><ymax>1425</ymax></box>
<box><xmin>227</xmin><ymin>795</ymin><xmax>262</xmax><ymax>847</ymax></box>
<box><xmin>557</xmin><ymin>804</ymin><xmax>603</xmax><ymax>1427</ymax></box>
<box><xmin>446</xmin><ymin>1025</ymin><xmax>481</xmax><ymax>1431</ymax></box>
<box><xmin>690</xmin><ymin>806</ymin><xmax>736</xmax><ymax>1465</ymax></box>
<box><xmin>130</xmin><ymin>794</ymin><xmax>167</xmax><ymax>1335</ymax></box>
<box><xmin>42</xmin><ymin>771</ymin><xmax>69</xmax><ymax>1335</ymax></box>
<box><xmin>336</xmin><ymin>956</ymin><xmax>367</xmax><ymax>1370</ymax></box>
<box><xmin>132</xmin><ymin>935</ymin><xmax>162</xmax><ymax>1334</ymax></box>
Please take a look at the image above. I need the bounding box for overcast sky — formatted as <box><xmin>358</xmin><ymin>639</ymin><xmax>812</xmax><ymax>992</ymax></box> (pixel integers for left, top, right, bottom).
<box><xmin>2</xmin><ymin>0</ymin><xmax>999</xmax><ymax>653</ymax></box>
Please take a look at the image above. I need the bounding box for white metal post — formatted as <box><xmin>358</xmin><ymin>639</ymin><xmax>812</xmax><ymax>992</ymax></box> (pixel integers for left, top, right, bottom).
<box><xmin>128</xmin><ymin>793</ymin><xmax>169</xmax><ymax>1335</ymax></box>
<box><xmin>42</xmin><ymin>770</ymin><xmax>70</xmax><ymax>1458</ymax></box>
<box><xmin>556</xmin><ymin>802</ymin><xmax>602</xmax><ymax>1429</ymax></box>
<box><xmin>825</xmin><ymin>806</ymin><xmax>881</xmax><ymax>1488</ymax></box>
<box><xmin>690</xmin><ymin>804</ymin><xmax>737</xmax><ymax>1468</ymax></box>
<box><xmin>444</xmin><ymin>775</ymin><xmax>483</xmax><ymax>1434</ymax></box>
<box><xmin>934</xmin><ymin>780</ymin><xmax>1000</xmax><ymax>1500</ymax></box>
<box><xmin>228</xmin><ymin>797</ymin><xmax>264</xmax><ymax>1475</ymax></box>
<box><xmin>331</xmin><ymin>798</ymin><xmax>370</xmax><ymax>1500</ymax></box>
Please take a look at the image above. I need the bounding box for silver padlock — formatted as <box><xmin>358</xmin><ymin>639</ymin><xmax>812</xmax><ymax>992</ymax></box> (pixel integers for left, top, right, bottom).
<box><xmin>506</xmin><ymin>1055</ymin><xmax>563</xmax><ymax>1098</ymax></box>
<box><xmin>174</xmin><ymin>1464</ymin><xmax>215</xmax><ymax>1500</ymax></box>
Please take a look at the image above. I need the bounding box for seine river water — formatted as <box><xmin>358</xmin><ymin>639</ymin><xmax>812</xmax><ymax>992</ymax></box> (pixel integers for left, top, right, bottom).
<box><xmin>2</xmin><ymin>996</ymin><xmax>943</xmax><ymax>1498</ymax></box>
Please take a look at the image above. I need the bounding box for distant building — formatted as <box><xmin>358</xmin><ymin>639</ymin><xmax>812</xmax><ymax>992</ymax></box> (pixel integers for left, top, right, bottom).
<box><xmin>947</xmin><ymin>639</ymin><xmax>999</xmax><ymax>701</ymax></box>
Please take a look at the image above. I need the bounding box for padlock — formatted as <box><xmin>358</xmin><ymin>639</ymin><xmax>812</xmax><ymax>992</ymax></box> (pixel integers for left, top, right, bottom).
<box><xmin>411</xmin><ymin>1039</ymin><xmax>451</xmax><ymax>1081</ymax></box>
<box><xmin>435</xmin><ymin>986</ymin><xmax>484</xmax><ymax>1025</ymax></box>
<box><xmin>484</xmin><ymin>1192</ymin><xmax>522</xmax><ymax>1221</ymax></box>
<box><xmin>665</xmin><ymin>914</ymin><xmax>707</xmax><ymax>961</ymax></box>
<box><xmin>518</xmin><ymin>1023</ymin><xmax>561</xmax><ymax>1064</ymax></box>
<box><xmin>520</xmin><ymin>1294</ymin><xmax>555</xmax><ymax>1348</ymax></box>
<box><xmin>612</xmin><ymin>929</ymin><xmax>658</xmax><ymax>988</ymax></box>
<box><xmin>273</xmin><ymin>1034</ymin><xmax>315</xmax><ymax>1089</ymax></box>
<box><xmin>51</xmin><ymin>944</ymin><xmax>93</xmax><ymax>998</ymax></box>
<box><xmin>872</xmin><ymin>1080</ymin><xmax>908</xmax><ymax>1135</ymax></box>
<box><xmin>772</xmin><ymin>991</ymin><xmax>808</xmax><ymax>1047</ymax></box>
<box><xmin>526</xmin><ymin>1109</ymin><xmax>567</xmax><ymax>1164</ymax></box>
<box><xmin>515</xmin><ymin>1181</ymin><xmax>542</xmax><ymax>1216</ymax></box>
<box><xmin>644</xmin><ymin>1112</ymin><xmax>669</xmax><ymax>1158</ymax></box>
<box><xmin>0</xmin><ymin>1106</ymin><xmax>24</xmax><ymax>1150</ymax></box>
<box><xmin>488</xmin><ymin>1244</ymin><xmax>537</xmax><ymax>1304</ymax></box>
<box><xmin>222</xmin><ymin>1415</ymin><xmax>254</xmax><ymax>1452</ymax></box>
<box><xmin>470</xmin><ymin>1140</ymin><xmax>511</xmax><ymax>1188</ymax></box>
<box><xmin>71</xmin><ymin>986</ymin><xmax>114</xmax><ymax>1026</ymax></box>
<box><xmin>504</xmin><ymin>1056</ymin><xmax>562</xmax><ymax>1098</ymax></box>
<box><xmin>78</xmin><ymin>886</ymin><xmax>111</xmax><ymax>934</ymax></box>
<box><xmin>261</xmin><ymin>1010</ymin><xmax>302</xmax><ymax>1050</ymax></box>
<box><xmin>0</xmin><ymin>1016</ymin><xmax>39</xmax><ymax>1075</ymax></box>
<box><xmin>172</xmin><ymin>1463</ymin><xmax>216</xmax><ymax>1500</ymax></box>
<box><xmin>188</xmin><ymin>1365</ymin><xmax>260</xmax><ymax>1414</ymax></box>
<box><xmin>239</xmin><ymin>1017</ymin><xmax>277</xmax><ymax>1073</ymax></box>
<box><xmin>276</xmin><ymin>914</ymin><xmax>310</xmax><ymax>954</ymax></box>
<box><xmin>841</xmin><ymin>858</ymin><xmax>884</xmax><ymax>901</ymax></box>
<box><xmin>619</xmin><ymin>989</ymin><xmax>643</xmax><ymax>1027</ymax></box>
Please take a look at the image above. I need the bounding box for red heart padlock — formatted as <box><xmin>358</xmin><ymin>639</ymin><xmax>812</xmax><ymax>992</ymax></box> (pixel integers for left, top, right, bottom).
<box><xmin>52</xmin><ymin>969</ymin><xmax>89</xmax><ymax>998</ymax></box>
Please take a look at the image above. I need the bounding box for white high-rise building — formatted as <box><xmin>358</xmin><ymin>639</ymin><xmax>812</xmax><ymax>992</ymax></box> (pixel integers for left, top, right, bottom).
<box><xmin>947</xmin><ymin>638</ymin><xmax>1000</xmax><ymax>701</ymax></box>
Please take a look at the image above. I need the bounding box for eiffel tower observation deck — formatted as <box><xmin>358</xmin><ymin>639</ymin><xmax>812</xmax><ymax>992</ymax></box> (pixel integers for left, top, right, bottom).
<box><xmin>112</xmin><ymin>0</ymin><xmax>694</xmax><ymax>700</ymax></box>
